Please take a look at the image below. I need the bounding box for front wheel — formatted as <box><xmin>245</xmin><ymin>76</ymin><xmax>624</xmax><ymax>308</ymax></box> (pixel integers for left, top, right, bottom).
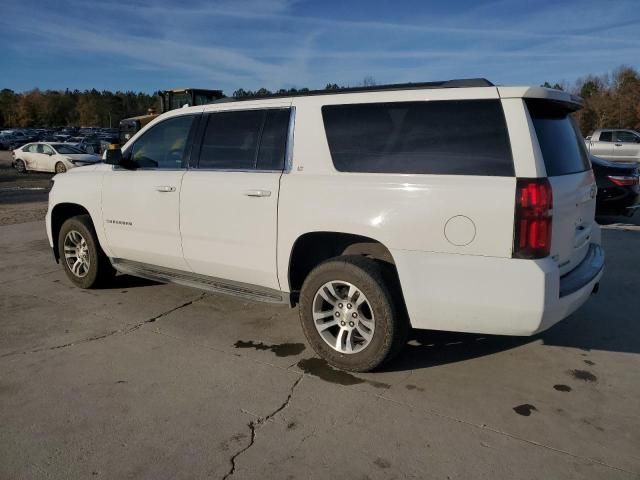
<box><xmin>58</xmin><ymin>215</ymin><xmax>115</xmax><ymax>288</ymax></box>
<box><xmin>55</xmin><ymin>162</ymin><xmax>67</xmax><ymax>174</ymax></box>
<box><xmin>299</xmin><ymin>256</ymin><xmax>409</xmax><ymax>372</ymax></box>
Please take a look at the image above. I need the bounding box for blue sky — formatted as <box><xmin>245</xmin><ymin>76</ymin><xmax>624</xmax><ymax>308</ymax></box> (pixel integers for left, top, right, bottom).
<box><xmin>1</xmin><ymin>0</ymin><xmax>639</xmax><ymax>95</ymax></box>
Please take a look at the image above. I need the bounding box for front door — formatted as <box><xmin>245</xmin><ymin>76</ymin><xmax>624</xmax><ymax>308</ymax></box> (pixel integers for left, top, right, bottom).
<box><xmin>180</xmin><ymin>106</ymin><xmax>291</xmax><ymax>290</ymax></box>
<box><xmin>102</xmin><ymin>113</ymin><xmax>197</xmax><ymax>270</ymax></box>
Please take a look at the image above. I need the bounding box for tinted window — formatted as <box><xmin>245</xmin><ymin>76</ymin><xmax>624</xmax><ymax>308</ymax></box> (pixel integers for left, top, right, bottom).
<box><xmin>322</xmin><ymin>100</ymin><xmax>513</xmax><ymax>176</ymax></box>
<box><xmin>526</xmin><ymin>100</ymin><xmax>590</xmax><ymax>177</ymax></box>
<box><xmin>615</xmin><ymin>131</ymin><xmax>640</xmax><ymax>143</ymax></box>
<box><xmin>256</xmin><ymin>109</ymin><xmax>290</xmax><ymax>170</ymax></box>
<box><xmin>199</xmin><ymin>110</ymin><xmax>263</xmax><ymax>169</ymax></box>
<box><xmin>130</xmin><ymin>115</ymin><xmax>194</xmax><ymax>169</ymax></box>
<box><xmin>599</xmin><ymin>131</ymin><xmax>612</xmax><ymax>142</ymax></box>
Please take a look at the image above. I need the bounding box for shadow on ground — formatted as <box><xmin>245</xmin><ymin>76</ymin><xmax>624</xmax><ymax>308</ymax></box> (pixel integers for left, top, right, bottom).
<box><xmin>99</xmin><ymin>274</ymin><xmax>161</xmax><ymax>290</ymax></box>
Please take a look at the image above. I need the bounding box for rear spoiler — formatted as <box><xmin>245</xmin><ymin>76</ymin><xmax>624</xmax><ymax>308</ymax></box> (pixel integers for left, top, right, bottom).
<box><xmin>498</xmin><ymin>86</ymin><xmax>583</xmax><ymax>111</ymax></box>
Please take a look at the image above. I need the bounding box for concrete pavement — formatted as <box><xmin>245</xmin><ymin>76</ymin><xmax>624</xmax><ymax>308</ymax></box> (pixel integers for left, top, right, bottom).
<box><xmin>1</xmin><ymin>221</ymin><xmax>639</xmax><ymax>479</ymax></box>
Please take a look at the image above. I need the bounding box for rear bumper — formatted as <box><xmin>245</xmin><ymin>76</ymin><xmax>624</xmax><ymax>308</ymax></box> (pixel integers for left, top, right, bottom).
<box><xmin>559</xmin><ymin>244</ymin><xmax>604</xmax><ymax>297</ymax></box>
<box><xmin>392</xmin><ymin>243</ymin><xmax>604</xmax><ymax>336</ymax></box>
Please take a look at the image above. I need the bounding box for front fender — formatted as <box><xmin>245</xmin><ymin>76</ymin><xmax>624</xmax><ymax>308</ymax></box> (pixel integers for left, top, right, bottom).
<box><xmin>47</xmin><ymin>165</ymin><xmax>112</xmax><ymax>258</ymax></box>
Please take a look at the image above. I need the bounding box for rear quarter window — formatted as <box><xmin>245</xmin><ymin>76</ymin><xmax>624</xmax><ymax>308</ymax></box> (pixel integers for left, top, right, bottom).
<box><xmin>526</xmin><ymin>99</ymin><xmax>591</xmax><ymax>177</ymax></box>
<box><xmin>321</xmin><ymin>100</ymin><xmax>514</xmax><ymax>176</ymax></box>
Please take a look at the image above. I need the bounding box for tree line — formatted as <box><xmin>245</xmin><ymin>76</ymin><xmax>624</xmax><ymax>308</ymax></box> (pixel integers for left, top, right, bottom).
<box><xmin>1</xmin><ymin>67</ymin><xmax>639</xmax><ymax>135</ymax></box>
<box><xmin>0</xmin><ymin>88</ymin><xmax>157</xmax><ymax>129</ymax></box>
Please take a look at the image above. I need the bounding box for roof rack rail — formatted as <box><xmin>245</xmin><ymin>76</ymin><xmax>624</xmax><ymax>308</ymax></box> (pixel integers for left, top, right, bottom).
<box><xmin>209</xmin><ymin>78</ymin><xmax>494</xmax><ymax>103</ymax></box>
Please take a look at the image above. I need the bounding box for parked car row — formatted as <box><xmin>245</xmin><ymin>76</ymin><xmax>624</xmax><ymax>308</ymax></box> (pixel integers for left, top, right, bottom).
<box><xmin>0</xmin><ymin>127</ymin><xmax>118</xmax><ymax>154</ymax></box>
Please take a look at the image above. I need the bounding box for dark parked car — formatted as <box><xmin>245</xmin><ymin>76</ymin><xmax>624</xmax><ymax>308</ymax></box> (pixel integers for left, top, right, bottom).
<box><xmin>592</xmin><ymin>155</ymin><xmax>639</xmax><ymax>217</ymax></box>
<box><xmin>8</xmin><ymin>135</ymin><xmax>39</xmax><ymax>151</ymax></box>
<box><xmin>0</xmin><ymin>135</ymin><xmax>16</xmax><ymax>150</ymax></box>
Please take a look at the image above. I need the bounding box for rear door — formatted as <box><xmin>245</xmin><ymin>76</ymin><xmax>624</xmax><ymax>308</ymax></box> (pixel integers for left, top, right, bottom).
<box><xmin>39</xmin><ymin>144</ymin><xmax>56</xmax><ymax>172</ymax></box>
<box><xmin>526</xmin><ymin>99</ymin><xmax>596</xmax><ymax>275</ymax></box>
<box><xmin>19</xmin><ymin>144</ymin><xmax>37</xmax><ymax>170</ymax></box>
<box><xmin>180</xmin><ymin>105</ymin><xmax>291</xmax><ymax>290</ymax></box>
<box><xmin>30</xmin><ymin>144</ymin><xmax>53</xmax><ymax>172</ymax></box>
<box><xmin>613</xmin><ymin>131</ymin><xmax>640</xmax><ymax>161</ymax></box>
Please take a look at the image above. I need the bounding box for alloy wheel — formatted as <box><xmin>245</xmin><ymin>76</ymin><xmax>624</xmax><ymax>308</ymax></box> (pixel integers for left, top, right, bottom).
<box><xmin>63</xmin><ymin>230</ymin><xmax>91</xmax><ymax>278</ymax></box>
<box><xmin>312</xmin><ymin>280</ymin><xmax>375</xmax><ymax>354</ymax></box>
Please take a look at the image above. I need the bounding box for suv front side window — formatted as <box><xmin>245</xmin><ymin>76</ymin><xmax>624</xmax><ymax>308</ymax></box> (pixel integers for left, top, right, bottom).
<box><xmin>42</xmin><ymin>144</ymin><xmax>54</xmax><ymax>155</ymax></box>
<box><xmin>130</xmin><ymin>115</ymin><xmax>194</xmax><ymax>169</ymax></box>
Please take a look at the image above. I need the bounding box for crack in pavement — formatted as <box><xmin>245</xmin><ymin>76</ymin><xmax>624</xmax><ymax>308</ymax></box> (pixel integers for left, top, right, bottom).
<box><xmin>0</xmin><ymin>293</ymin><xmax>208</xmax><ymax>359</ymax></box>
<box><xmin>223</xmin><ymin>374</ymin><xmax>304</xmax><ymax>480</ymax></box>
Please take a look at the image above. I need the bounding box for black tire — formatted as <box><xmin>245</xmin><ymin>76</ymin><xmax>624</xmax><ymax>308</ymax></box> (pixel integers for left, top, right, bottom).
<box><xmin>55</xmin><ymin>162</ymin><xmax>67</xmax><ymax>174</ymax></box>
<box><xmin>299</xmin><ymin>255</ymin><xmax>409</xmax><ymax>372</ymax></box>
<box><xmin>58</xmin><ymin>214</ymin><xmax>115</xmax><ymax>288</ymax></box>
<box><xmin>15</xmin><ymin>160</ymin><xmax>27</xmax><ymax>173</ymax></box>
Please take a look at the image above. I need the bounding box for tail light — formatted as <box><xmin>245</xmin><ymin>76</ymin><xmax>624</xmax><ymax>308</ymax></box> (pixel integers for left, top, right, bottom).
<box><xmin>608</xmin><ymin>175</ymin><xmax>639</xmax><ymax>186</ymax></box>
<box><xmin>513</xmin><ymin>178</ymin><xmax>553</xmax><ymax>259</ymax></box>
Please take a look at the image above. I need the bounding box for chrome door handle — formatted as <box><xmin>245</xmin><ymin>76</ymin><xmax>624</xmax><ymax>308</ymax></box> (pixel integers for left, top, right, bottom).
<box><xmin>244</xmin><ymin>189</ymin><xmax>271</xmax><ymax>197</ymax></box>
<box><xmin>614</xmin><ymin>143</ymin><xmax>623</xmax><ymax>147</ymax></box>
<box><xmin>154</xmin><ymin>185</ymin><xmax>176</xmax><ymax>192</ymax></box>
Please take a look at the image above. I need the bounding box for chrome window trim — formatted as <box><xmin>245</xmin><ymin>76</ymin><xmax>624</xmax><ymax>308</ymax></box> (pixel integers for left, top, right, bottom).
<box><xmin>189</xmin><ymin>168</ymin><xmax>283</xmax><ymax>173</ymax></box>
<box><xmin>111</xmin><ymin>167</ymin><xmax>187</xmax><ymax>172</ymax></box>
<box><xmin>284</xmin><ymin>106</ymin><xmax>296</xmax><ymax>173</ymax></box>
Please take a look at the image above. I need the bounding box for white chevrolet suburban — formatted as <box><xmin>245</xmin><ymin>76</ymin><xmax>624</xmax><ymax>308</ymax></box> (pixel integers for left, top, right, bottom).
<box><xmin>46</xmin><ymin>79</ymin><xmax>605</xmax><ymax>372</ymax></box>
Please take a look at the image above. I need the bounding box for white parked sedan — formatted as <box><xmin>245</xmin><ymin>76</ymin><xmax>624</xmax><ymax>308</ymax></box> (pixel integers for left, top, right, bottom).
<box><xmin>12</xmin><ymin>142</ymin><xmax>101</xmax><ymax>173</ymax></box>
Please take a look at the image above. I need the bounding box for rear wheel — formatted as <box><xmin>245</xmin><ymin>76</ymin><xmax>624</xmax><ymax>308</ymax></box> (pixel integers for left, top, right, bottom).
<box><xmin>55</xmin><ymin>162</ymin><xmax>67</xmax><ymax>174</ymax></box>
<box><xmin>58</xmin><ymin>215</ymin><xmax>115</xmax><ymax>288</ymax></box>
<box><xmin>299</xmin><ymin>256</ymin><xmax>408</xmax><ymax>372</ymax></box>
<box><xmin>15</xmin><ymin>160</ymin><xmax>26</xmax><ymax>173</ymax></box>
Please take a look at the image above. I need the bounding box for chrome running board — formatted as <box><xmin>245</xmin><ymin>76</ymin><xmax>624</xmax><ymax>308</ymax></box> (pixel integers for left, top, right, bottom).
<box><xmin>111</xmin><ymin>258</ymin><xmax>287</xmax><ymax>304</ymax></box>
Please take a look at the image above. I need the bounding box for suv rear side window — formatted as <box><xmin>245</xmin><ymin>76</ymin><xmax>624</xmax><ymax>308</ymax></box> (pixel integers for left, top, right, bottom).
<box><xmin>526</xmin><ymin>99</ymin><xmax>590</xmax><ymax>177</ymax></box>
<box><xmin>321</xmin><ymin>100</ymin><xmax>513</xmax><ymax>176</ymax></box>
<box><xmin>198</xmin><ymin>109</ymin><xmax>290</xmax><ymax>171</ymax></box>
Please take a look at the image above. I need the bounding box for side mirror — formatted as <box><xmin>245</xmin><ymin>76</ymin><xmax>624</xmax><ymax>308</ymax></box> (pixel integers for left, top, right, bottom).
<box><xmin>104</xmin><ymin>147</ymin><xmax>123</xmax><ymax>165</ymax></box>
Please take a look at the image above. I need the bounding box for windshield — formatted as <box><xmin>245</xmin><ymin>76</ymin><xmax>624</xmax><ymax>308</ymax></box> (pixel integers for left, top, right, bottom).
<box><xmin>526</xmin><ymin>99</ymin><xmax>591</xmax><ymax>176</ymax></box>
<box><xmin>52</xmin><ymin>144</ymin><xmax>85</xmax><ymax>154</ymax></box>
<box><xmin>170</xmin><ymin>92</ymin><xmax>191</xmax><ymax>110</ymax></box>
